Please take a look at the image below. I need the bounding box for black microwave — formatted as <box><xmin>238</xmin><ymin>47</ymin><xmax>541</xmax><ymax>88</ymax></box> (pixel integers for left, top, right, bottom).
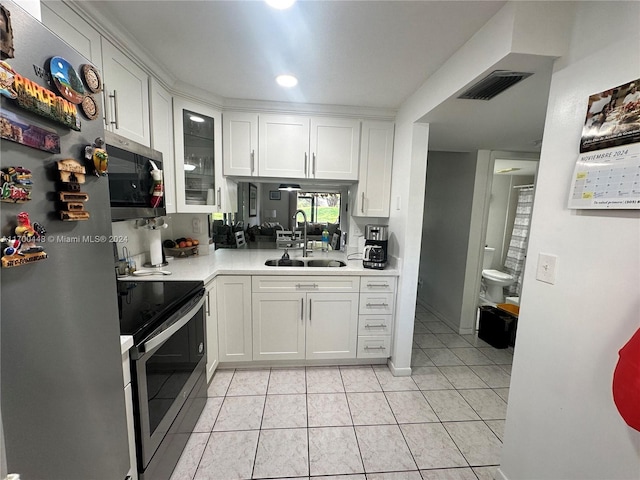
<box><xmin>105</xmin><ymin>131</ymin><xmax>166</xmax><ymax>221</ymax></box>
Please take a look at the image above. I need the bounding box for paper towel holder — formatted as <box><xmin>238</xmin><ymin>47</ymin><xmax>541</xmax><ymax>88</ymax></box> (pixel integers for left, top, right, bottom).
<box><xmin>136</xmin><ymin>217</ymin><xmax>169</xmax><ymax>268</ymax></box>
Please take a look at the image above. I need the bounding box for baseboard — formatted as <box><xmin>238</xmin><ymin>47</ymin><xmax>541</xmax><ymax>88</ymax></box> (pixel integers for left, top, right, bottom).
<box><xmin>495</xmin><ymin>467</ymin><xmax>509</xmax><ymax>480</ymax></box>
<box><xmin>420</xmin><ymin>302</ymin><xmax>463</xmax><ymax>334</ymax></box>
<box><xmin>387</xmin><ymin>358</ymin><xmax>412</xmax><ymax>377</ymax></box>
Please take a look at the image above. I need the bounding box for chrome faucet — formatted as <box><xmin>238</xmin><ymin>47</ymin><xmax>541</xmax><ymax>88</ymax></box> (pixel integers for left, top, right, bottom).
<box><xmin>293</xmin><ymin>209</ymin><xmax>310</xmax><ymax>257</ymax></box>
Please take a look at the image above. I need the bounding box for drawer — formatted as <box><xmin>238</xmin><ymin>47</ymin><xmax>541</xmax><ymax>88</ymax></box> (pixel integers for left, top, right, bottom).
<box><xmin>357</xmin><ymin>335</ymin><xmax>391</xmax><ymax>358</ymax></box>
<box><xmin>253</xmin><ymin>275</ymin><xmax>360</xmax><ymax>293</ymax></box>
<box><xmin>359</xmin><ymin>293</ymin><xmax>395</xmax><ymax>315</ymax></box>
<box><xmin>360</xmin><ymin>276</ymin><xmax>396</xmax><ymax>293</ymax></box>
<box><xmin>358</xmin><ymin>314</ymin><xmax>393</xmax><ymax>336</ymax></box>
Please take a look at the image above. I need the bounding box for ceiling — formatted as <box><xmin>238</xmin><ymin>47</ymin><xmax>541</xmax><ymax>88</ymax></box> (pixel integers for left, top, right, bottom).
<box><xmin>85</xmin><ymin>0</ymin><xmax>551</xmax><ymax>155</ymax></box>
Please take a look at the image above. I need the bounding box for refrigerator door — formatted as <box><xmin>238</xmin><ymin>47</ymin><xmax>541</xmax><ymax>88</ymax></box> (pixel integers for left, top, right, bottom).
<box><xmin>0</xmin><ymin>2</ymin><xmax>129</xmax><ymax>478</ymax></box>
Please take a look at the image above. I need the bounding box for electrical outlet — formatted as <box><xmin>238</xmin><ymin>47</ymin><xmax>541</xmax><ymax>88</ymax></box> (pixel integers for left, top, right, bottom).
<box><xmin>536</xmin><ymin>253</ymin><xmax>557</xmax><ymax>284</ymax></box>
<box><xmin>192</xmin><ymin>217</ymin><xmax>202</xmax><ymax>234</ymax></box>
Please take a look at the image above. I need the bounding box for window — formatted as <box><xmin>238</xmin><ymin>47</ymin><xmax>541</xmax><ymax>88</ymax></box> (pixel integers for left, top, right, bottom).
<box><xmin>296</xmin><ymin>191</ymin><xmax>341</xmax><ymax>224</ymax></box>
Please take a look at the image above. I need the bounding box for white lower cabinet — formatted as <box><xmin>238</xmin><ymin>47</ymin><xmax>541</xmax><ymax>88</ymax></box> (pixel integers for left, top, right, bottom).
<box><xmin>252</xmin><ymin>292</ymin><xmax>305</xmax><ymax>361</ymax></box>
<box><xmin>205</xmin><ymin>279</ymin><xmax>220</xmax><ymax>382</ymax></box>
<box><xmin>357</xmin><ymin>276</ymin><xmax>396</xmax><ymax>359</ymax></box>
<box><xmin>306</xmin><ymin>292</ymin><xmax>359</xmax><ymax>359</ymax></box>
<box><xmin>121</xmin><ymin>342</ymin><xmax>137</xmax><ymax>480</ymax></box>
<box><xmin>217</xmin><ymin>276</ymin><xmax>252</xmax><ymax>362</ymax></box>
<box><xmin>251</xmin><ymin>276</ymin><xmax>360</xmax><ymax>361</ymax></box>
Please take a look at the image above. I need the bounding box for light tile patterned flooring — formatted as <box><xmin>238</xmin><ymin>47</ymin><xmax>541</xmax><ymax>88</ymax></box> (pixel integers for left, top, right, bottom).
<box><xmin>170</xmin><ymin>304</ymin><xmax>513</xmax><ymax>480</ymax></box>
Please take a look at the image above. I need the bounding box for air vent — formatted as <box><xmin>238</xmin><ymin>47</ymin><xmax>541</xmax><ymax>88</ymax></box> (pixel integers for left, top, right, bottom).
<box><xmin>458</xmin><ymin>70</ymin><xmax>533</xmax><ymax>100</ymax></box>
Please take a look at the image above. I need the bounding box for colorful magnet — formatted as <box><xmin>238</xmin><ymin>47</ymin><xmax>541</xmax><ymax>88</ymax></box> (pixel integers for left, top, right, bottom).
<box><xmin>57</xmin><ymin>159</ymin><xmax>90</xmax><ymax>221</ymax></box>
<box><xmin>81</xmin><ymin>64</ymin><xmax>102</xmax><ymax>93</ymax></box>
<box><xmin>1</xmin><ymin>166</ymin><xmax>32</xmax><ymax>203</ymax></box>
<box><xmin>1</xmin><ymin>212</ymin><xmax>47</xmax><ymax>268</ymax></box>
<box><xmin>0</xmin><ymin>61</ymin><xmax>16</xmax><ymax>98</ymax></box>
<box><xmin>0</xmin><ymin>109</ymin><xmax>61</xmax><ymax>153</ymax></box>
<box><xmin>0</xmin><ymin>5</ymin><xmax>15</xmax><ymax>60</ymax></box>
<box><xmin>12</xmin><ymin>70</ymin><xmax>81</xmax><ymax>130</ymax></box>
<box><xmin>85</xmin><ymin>137</ymin><xmax>108</xmax><ymax>176</ymax></box>
<box><xmin>50</xmin><ymin>56</ymin><xmax>85</xmax><ymax>104</ymax></box>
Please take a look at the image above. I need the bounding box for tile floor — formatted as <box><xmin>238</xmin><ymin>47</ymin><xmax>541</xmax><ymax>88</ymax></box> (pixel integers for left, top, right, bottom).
<box><xmin>169</xmin><ymin>303</ymin><xmax>513</xmax><ymax>480</ymax></box>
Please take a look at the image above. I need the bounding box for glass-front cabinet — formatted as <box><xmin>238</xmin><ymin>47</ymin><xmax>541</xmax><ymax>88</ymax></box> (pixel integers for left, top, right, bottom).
<box><xmin>173</xmin><ymin>98</ymin><xmax>237</xmax><ymax>213</ymax></box>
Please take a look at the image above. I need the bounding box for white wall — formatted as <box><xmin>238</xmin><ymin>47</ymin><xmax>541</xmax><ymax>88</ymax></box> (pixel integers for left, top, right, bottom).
<box><xmin>418</xmin><ymin>151</ymin><xmax>477</xmax><ymax>331</ymax></box>
<box><xmin>498</xmin><ymin>2</ymin><xmax>640</xmax><ymax>479</ymax></box>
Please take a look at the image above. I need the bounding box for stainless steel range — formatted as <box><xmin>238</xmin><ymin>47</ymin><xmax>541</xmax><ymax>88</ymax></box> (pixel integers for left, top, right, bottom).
<box><xmin>118</xmin><ymin>280</ymin><xmax>207</xmax><ymax>480</ymax></box>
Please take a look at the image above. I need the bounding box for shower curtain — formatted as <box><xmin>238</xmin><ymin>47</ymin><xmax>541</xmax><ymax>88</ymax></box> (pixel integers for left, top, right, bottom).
<box><xmin>503</xmin><ymin>186</ymin><xmax>534</xmax><ymax>296</ymax></box>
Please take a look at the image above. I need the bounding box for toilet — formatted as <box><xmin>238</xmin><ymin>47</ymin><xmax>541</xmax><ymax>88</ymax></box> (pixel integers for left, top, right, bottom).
<box><xmin>481</xmin><ymin>247</ymin><xmax>515</xmax><ymax>304</ymax></box>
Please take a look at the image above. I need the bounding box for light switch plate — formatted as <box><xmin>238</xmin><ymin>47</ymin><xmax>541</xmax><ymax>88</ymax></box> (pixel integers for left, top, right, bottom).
<box><xmin>536</xmin><ymin>253</ymin><xmax>557</xmax><ymax>284</ymax></box>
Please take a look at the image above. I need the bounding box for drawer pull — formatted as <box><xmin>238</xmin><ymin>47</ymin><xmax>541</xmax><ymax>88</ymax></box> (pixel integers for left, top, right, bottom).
<box><xmin>366</xmin><ymin>302</ymin><xmax>388</xmax><ymax>308</ymax></box>
<box><xmin>365</xmin><ymin>323</ymin><xmax>388</xmax><ymax>328</ymax></box>
<box><xmin>296</xmin><ymin>283</ymin><xmax>318</xmax><ymax>289</ymax></box>
<box><xmin>364</xmin><ymin>345</ymin><xmax>386</xmax><ymax>351</ymax></box>
<box><xmin>366</xmin><ymin>282</ymin><xmax>389</xmax><ymax>288</ymax></box>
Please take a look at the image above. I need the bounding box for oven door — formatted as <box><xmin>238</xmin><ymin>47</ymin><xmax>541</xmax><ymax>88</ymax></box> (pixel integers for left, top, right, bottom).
<box><xmin>132</xmin><ymin>292</ymin><xmax>206</xmax><ymax>470</ymax></box>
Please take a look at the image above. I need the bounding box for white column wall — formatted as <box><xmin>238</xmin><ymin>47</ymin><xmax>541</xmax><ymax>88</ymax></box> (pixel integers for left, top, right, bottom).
<box><xmin>498</xmin><ymin>2</ymin><xmax>640</xmax><ymax>479</ymax></box>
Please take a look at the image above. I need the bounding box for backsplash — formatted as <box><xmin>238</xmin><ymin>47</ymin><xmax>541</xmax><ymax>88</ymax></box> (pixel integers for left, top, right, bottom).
<box><xmin>111</xmin><ymin>213</ymin><xmax>210</xmax><ymax>264</ymax></box>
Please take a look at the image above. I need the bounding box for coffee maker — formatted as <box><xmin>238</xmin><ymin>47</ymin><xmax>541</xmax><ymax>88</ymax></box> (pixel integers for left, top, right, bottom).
<box><xmin>363</xmin><ymin>224</ymin><xmax>388</xmax><ymax>269</ymax></box>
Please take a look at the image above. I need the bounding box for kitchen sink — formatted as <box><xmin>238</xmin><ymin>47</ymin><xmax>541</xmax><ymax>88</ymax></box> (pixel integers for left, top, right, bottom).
<box><xmin>306</xmin><ymin>259</ymin><xmax>347</xmax><ymax>268</ymax></box>
<box><xmin>264</xmin><ymin>258</ymin><xmax>347</xmax><ymax>268</ymax></box>
<box><xmin>264</xmin><ymin>259</ymin><xmax>305</xmax><ymax>267</ymax></box>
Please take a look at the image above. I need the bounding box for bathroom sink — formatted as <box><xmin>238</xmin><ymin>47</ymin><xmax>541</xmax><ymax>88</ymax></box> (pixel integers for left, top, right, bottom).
<box><xmin>264</xmin><ymin>259</ymin><xmax>305</xmax><ymax>267</ymax></box>
<box><xmin>306</xmin><ymin>259</ymin><xmax>347</xmax><ymax>268</ymax></box>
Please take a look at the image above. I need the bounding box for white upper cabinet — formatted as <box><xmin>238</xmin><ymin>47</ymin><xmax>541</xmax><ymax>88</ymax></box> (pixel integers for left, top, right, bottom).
<box><xmin>353</xmin><ymin>121</ymin><xmax>395</xmax><ymax>217</ymax></box>
<box><xmin>310</xmin><ymin>117</ymin><xmax>360</xmax><ymax>181</ymax></box>
<box><xmin>258</xmin><ymin>114</ymin><xmax>309</xmax><ymax>178</ymax></box>
<box><xmin>255</xmin><ymin>114</ymin><xmax>360</xmax><ymax>180</ymax></box>
<box><xmin>173</xmin><ymin>98</ymin><xmax>237</xmax><ymax>213</ymax></box>
<box><xmin>149</xmin><ymin>79</ymin><xmax>175</xmax><ymax>214</ymax></box>
<box><xmin>223</xmin><ymin>112</ymin><xmax>258</xmax><ymax>177</ymax></box>
<box><xmin>101</xmin><ymin>39</ymin><xmax>150</xmax><ymax>146</ymax></box>
<box><xmin>41</xmin><ymin>2</ymin><xmax>102</xmax><ymax>69</ymax></box>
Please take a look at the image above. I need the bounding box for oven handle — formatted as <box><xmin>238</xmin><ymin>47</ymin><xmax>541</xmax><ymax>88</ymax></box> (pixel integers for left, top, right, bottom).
<box><xmin>141</xmin><ymin>294</ymin><xmax>206</xmax><ymax>354</ymax></box>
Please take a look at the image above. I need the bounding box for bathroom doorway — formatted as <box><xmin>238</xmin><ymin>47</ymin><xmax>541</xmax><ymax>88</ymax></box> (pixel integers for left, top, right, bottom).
<box><xmin>480</xmin><ymin>154</ymin><xmax>539</xmax><ymax>307</ymax></box>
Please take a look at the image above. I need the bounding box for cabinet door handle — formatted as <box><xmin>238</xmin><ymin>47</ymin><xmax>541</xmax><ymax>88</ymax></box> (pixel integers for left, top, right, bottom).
<box><xmin>296</xmin><ymin>283</ymin><xmax>318</xmax><ymax>289</ymax></box>
<box><xmin>366</xmin><ymin>302</ymin><xmax>388</xmax><ymax>308</ymax></box>
<box><xmin>206</xmin><ymin>291</ymin><xmax>211</xmax><ymax>316</ymax></box>
<box><xmin>250</xmin><ymin>150</ymin><xmax>255</xmax><ymax>174</ymax></box>
<box><xmin>217</xmin><ymin>188</ymin><xmax>221</xmax><ymax>208</ymax></box>
<box><xmin>312</xmin><ymin>153</ymin><xmax>316</xmax><ymax>175</ymax></box>
<box><xmin>304</xmin><ymin>152</ymin><xmax>308</xmax><ymax>176</ymax></box>
<box><xmin>366</xmin><ymin>282</ymin><xmax>389</xmax><ymax>288</ymax></box>
<box><xmin>300</xmin><ymin>298</ymin><xmax>304</xmax><ymax>322</ymax></box>
<box><xmin>109</xmin><ymin>90</ymin><xmax>119</xmax><ymax>129</ymax></box>
<box><xmin>309</xmin><ymin>299</ymin><xmax>312</xmax><ymax>323</ymax></box>
<box><xmin>364</xmin><ymin>345</ymin><xmax>386</xmax><ymax>351</ymax></box>
<box><xmin>365</xmin><ymin>323</ymin><xmax>388</xmax><ymax>329</ymax></box>
<box><xmin>361</xmin><ymin>192</ymin><xmax>365</xmax><ymax>213</ymax></box>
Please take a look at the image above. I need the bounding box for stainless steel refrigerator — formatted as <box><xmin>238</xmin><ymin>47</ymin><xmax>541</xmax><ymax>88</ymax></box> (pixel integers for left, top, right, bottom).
<box><xmin>0</xmin><ymin>2</ymin><xmax>129</xmax><ymax>478</ymax></box>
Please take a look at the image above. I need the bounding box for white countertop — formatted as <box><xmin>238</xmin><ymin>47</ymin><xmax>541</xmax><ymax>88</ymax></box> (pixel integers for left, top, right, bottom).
<box><xmin>119</xmin><ymin>247</ymin><xmax>398</xmax><ymax>284</ymax></box>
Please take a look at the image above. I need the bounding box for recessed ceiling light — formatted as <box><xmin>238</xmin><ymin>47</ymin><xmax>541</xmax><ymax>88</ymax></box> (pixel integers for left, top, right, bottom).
<box><xmin>266</xmin><ymin>0</ymin><xmax>296</xmax><ymax>10</ymax></box>
<box><xmin>496</xmin><ymin>167</ymin><xmax>522</xmax><ymax>174</ymax></box>
<box><xmin>276</xmin><ymin>74</ymin><xmax>298</xmax><ymax>88</ymax></box>
<box><xmin>189</xmin><ymin>115</ymin><xmax>205</xmax><ymax>123</ymax></box>
<box><xmin>184</xmin><ymin>164</ymin><xmax>196</xmax><ymax>171</ymax></box>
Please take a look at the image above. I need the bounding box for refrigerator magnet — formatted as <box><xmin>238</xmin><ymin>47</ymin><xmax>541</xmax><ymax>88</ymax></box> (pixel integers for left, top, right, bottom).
<box><xmin>49</xmin><ymin>56</ymin><xmax>85</xmax><ymax>104</ymax></box>
<box><xmin>80</xmin><ymin>95</ymin><xmax>98</xmax><ymax>120</ymax></box>
<box><xmin>81</xmin><ymin>64</ymin><xmax>102</xmax><ymax>93</ymax></box>
<box><xmin>85</xmin><ymin>137</ymin><xmax>108</xmax><ymax>176</ymax></box>
<box><xmin>1</xmin><ymin>212</ymin><xmax>47</xmax><ymax>268</ymax></box>
<box><xmin>1</xmin><ymin>166</ymin><xmax>32</xmax><ymax>203</ymax></box>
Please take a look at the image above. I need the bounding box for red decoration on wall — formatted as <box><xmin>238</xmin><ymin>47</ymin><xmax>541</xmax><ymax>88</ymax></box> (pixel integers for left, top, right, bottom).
<box><xmin>612</xmin><ymin>328</ymin><xmax>640</xmax><ymax>432</ymax></box>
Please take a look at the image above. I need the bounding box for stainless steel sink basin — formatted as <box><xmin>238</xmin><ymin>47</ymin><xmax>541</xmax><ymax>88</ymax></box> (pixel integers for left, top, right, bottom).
<box><xmin>306</xmin><ymin>259</ymin><xmax>347</xmax><ymax>268</ymax></box>
<box><xmin>264</xmin><ymin>259</ymin><xmax>305</xmax><ymax>267</ymax></box>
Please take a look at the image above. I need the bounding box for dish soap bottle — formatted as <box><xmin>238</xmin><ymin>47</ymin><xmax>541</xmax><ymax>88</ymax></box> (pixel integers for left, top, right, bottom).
<box><xmin>321</xmin><ymin>226</ymin><xmax>330</xmax><ymax>252</ymax></box>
